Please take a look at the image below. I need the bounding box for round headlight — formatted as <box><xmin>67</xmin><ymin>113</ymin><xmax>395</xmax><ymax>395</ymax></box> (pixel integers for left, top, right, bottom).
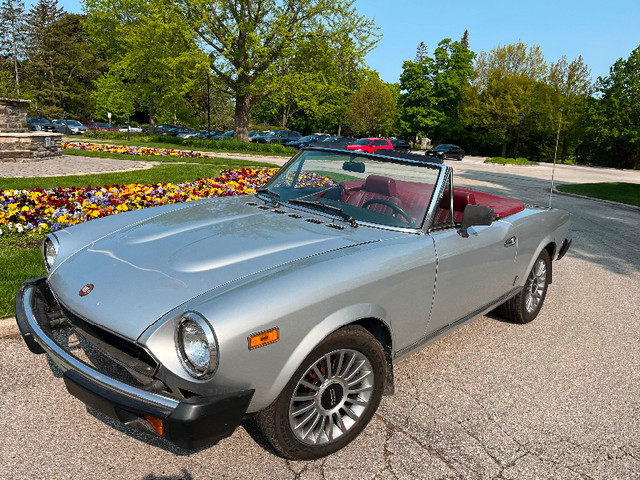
<box><xmin>176</xmin><ymin>314</ymin><xmax>218</xmax><ymax>379</ymax></box>
<box><xmin>42</xmin><ymin>236</ymin><xmax>59</xmax><ymax>272</ymax></box>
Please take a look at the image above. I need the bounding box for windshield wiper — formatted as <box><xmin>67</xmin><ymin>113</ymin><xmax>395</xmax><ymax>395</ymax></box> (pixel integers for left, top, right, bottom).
<box><xmin>256</xmin><ymin>188</ymin><xmax>280</xmax><ymax>206</ymax></box>
<box><xmin>289</xmin><ymin>199</ymin><xmax>357</xmax><ymax>228</ymax></box>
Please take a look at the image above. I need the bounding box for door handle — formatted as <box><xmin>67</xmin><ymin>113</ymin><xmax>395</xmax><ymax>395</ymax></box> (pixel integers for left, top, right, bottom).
<box><xmin>504</xmin><ymin>236</ymin><xmax>516</xmax><ymax>247</ymax></box>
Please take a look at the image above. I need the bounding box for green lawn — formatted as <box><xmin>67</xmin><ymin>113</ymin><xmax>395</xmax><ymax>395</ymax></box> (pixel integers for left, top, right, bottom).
<box><xmin>485</xmin><ymin>157</ymin><xmax>538</xmax><ymax>165</ymax></box>
<box><xmin>557</xmin><ymin>182</ymin><xmax>640</xmax><ymax>207</ymax></box>
<box><xmin>0</xmin><ymin>235</ymin><xmax>45</xmax><ymax>318</ymax></box>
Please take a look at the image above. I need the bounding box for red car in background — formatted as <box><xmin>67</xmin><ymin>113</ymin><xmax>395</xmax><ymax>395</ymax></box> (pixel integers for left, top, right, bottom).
<box><xmin>85</xmin><ymin>122</ymin><xmax>119</xmax><ymax>132</ymax></box>
<box><xmin>346</xmin><ymin>138</ymin><xmax>393</xmax><ymax>153</ymax></box>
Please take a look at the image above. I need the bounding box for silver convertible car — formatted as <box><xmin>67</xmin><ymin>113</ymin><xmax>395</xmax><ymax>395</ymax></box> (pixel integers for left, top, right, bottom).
<box><xmin>16</xmin><ymin>147</ymin><xmax>571</xmax><ymax>460</ymax></box>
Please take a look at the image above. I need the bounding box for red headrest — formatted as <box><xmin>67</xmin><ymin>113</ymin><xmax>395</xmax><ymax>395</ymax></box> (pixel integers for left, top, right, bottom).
<box><xmin>439</xmin><ymin>189</ymin><xmax>476</xmax><ymax>211</ymax></box>
<box><xmin>365</xmin><ymin>175</ymin><xmax>397</xmax><ymax>197</ymax></box>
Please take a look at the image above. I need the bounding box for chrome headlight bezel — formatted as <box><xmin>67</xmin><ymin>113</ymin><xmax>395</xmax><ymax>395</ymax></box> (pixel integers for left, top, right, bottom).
<box><xmin>42</xmin><ymin>235</ymin><xmax>59</xmax><ymax>272</ymax></box>
<box><xmin>175</xmin><ymin>313</ymin><xmax>219</xmax><ymax>379</ymax></box>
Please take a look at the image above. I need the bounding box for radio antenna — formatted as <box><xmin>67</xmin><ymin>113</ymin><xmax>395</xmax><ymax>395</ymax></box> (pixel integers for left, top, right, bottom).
<box><xmin>549</xmin><ymin>110</ymin><xmax>563</xmax><ymax>208</ymax></box>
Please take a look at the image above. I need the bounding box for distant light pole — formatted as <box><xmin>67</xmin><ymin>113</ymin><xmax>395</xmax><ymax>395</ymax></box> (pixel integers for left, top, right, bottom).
<box><xmin>515</xmin><ymin>111</ymin><xmax>525</xmax><ymax>159</ymax></box>
<box><xmin>207</xmin><ymin>72</ymin><xmax>211</xmax><ymax>136</ymax></box>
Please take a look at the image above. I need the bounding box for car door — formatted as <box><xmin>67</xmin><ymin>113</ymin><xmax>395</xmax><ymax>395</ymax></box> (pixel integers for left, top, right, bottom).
<box><xmin>427</xmin><ymin>220</ymin><xmax>518</xmax><ymax>335</ymax></box>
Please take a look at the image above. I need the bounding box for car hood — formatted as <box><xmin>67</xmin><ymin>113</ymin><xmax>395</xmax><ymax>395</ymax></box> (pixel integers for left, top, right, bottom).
<box><xmin>48</xmin><ymin>197</ymin><xmax>383</xmax><ymax>340</ymax></box>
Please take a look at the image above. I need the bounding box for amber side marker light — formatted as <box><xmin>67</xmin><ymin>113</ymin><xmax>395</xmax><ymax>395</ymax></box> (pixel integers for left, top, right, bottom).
<box><xmin>145</xmin><ymin>415</ymin><xmax>164</xmax><ymax>436</ymax></box>
<box><xmin>248</xmin><ymin>328</ymin><xmax>279</xmax><ymax>350</ymax></box>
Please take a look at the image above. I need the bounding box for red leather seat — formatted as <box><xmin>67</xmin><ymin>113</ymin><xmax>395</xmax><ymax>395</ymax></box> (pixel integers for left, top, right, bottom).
<box><xmin>434</xmin><ymin>190</ymin><xmax>476</xmax><ymax>224</ymax></box>
<box><xmin>344</xmin><ymin>175</ymin><xmax>403</xmax><ymax>216</ymax></box>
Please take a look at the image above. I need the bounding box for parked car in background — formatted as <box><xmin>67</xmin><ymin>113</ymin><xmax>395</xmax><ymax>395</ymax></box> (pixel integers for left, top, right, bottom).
<box><xmin>176</xmin><ymin>130</ymin><xmax>198</xmax><ymax>139</ymax></box>
<box><xmin>389</xmin><ymin>138</ymin><xmax>411</xmax><ymax>152</ymax></box>
<box><xmin>283</xmin><ymin>134</ymin><xmax>328</xmax><ymax>149</ymax></box>
<box><xmin>118</xmin><ymin>125</ymin><xmax>143</xmax><ymax>133</ymax></box>
<box><xmin>144</xmin><ymin>124</ymin><xmax>179</xmax><ymax>135</ymax></box>
<box><xmin>195</xmin><ymin>130</ymin><xmax>223</xmax><ymax>140</ymax></box>
<box><xmin>166</xmin><ymin>126</ymin><xmax>196</xmax><ymax>137</ymax></box>
<box><xmin>86</xmin><ymin>122</ymin><xmax>119</xmax><ymax>132</ymax></box>
<box><xmin>346</xmin><ymin>138</ymin><xmax>394</xmax><ymax>154</ymax></box>
<box><xmin>52</xmin><ymin>119</ymin><xmax>89</xmax><ymax>135</ymax></box>
<box><xmin>321</xmin><ymin>135</ymin><xmax>357</xmax><ymax>146</ymax></box>
<box><xmin>425</xmin><ymin>144</ymin><xmax>465</xmax><ymax>160</ymax></box>
<box><xmin>210</xmin><ymin>130</ymin><xmax>235</xmax><ymax>140</ymax></box>
<box><xmin>249</xmin><ymin>130</ymin><xmax>267</xmax><ymax>141</ymax></box>
<box><xmin>253</xmin><ymin>130</ymin><xmax>301</xmax><ymax>144</ymax></box>
<box><xmin>16</xmin><ymin>147</ymin><xmax>571</xmax><ymax>460</ymax></box>
<box><xmin>27</xmin><ymin>117</ymin><xmax>57</xmax><ymax>132</ymax></box>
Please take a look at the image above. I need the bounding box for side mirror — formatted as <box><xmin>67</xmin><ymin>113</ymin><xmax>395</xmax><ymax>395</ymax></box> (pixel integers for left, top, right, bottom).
<box><xmin>458</xmin><ymin>204</ymin><xmax>494</xmax><ymax>238</ymax></box>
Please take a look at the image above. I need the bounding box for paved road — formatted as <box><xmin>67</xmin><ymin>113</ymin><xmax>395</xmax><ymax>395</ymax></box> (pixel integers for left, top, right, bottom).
<box><xmin>1</xmin><ymin>156</ymin><xmax>639</xmax><ymax>479</ymax></box>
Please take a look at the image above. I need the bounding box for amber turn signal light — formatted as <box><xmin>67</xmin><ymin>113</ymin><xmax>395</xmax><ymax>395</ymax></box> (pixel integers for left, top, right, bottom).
<box><xmin>144</xmin><ymin>415</ymin><xmax>164</xmax><ymax>436</ymax></box>
<box><xmin>248</xmin><ymin>328</ymin><xmax>279</xmax><ymax>350</ymax></box>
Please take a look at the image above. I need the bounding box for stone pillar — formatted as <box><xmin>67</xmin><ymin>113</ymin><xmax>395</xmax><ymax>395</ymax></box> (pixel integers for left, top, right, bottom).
<box><xmin>0</xmin><ymin>97</ymin><xmax>30</xmax><ymax>132</ymax></box>
<box><xmin>0</xmin><ymin>97</ymin><xmax>63</xmax><ymax>163</ymax></box>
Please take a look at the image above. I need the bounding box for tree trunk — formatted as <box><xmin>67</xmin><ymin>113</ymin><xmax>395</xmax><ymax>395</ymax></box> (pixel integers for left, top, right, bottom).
<box><xmin>149</xmin><ymin>98</ymin><xmax>156</xmax><ymax>134</ymax></box>
<box><xmin>501</xmin><ymin>142</ymin><xmax>507</xmax><ymax>158</ymax></box>
<box><xmin>11</xmin><ymin>23</ymin><xmax>20</xmax><ymax>96</ymax></box>
<box><xmin>234</xmin><ymin>92</ymin><xmax>251</xmax><ymax>142</ymax></box>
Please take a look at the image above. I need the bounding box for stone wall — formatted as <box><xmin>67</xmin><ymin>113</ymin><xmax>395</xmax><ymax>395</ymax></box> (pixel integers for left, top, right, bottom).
<box><xmin>0</xmin><ymin>97</ymin><xmax>30</xmax><ymax>133</ymax></box>
<box><xmin>0</xmin><ymin>132</ymin><xmax>63</xmax><ymax>163</ymax></box>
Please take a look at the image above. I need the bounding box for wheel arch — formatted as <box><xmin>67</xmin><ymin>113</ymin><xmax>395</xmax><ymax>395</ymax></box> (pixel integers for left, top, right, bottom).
<box><xmin>351</xmin><ymin>317</ymin><xmax>395</xmax><ymax>395</ymax></box>
<box><xmin>251</xmin><ymin>305</ymin><xmax>394</xmax><ymax>412</ymax></box>
<box><xmin>543</xmin><ymin>241</ymin><xmax>556</xmax><ymax>284</ymax></box>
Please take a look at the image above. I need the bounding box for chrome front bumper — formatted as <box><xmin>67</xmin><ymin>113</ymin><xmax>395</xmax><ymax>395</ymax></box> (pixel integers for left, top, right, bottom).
<box><xmin>15</xmin><ymin>277</ymin><xmax>253</xmax><ymax>449</ymax></box>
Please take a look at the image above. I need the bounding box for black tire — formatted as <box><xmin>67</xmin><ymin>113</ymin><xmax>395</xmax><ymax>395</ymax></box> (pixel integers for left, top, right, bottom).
<box><xmin>499</xmin><ymin>249</ymin><xmax>551</xmax><ymax>323</ymax></box>
<box><xmin>257</xmin><ymin>325</ymin><xmax>386</xmax><ymax>460</ymax></box>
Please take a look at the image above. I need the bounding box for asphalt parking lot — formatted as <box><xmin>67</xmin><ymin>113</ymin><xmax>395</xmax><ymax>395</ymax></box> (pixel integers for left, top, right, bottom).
<box><xmin>1</xmin><ymin>155</ymin><xmax>639</xmax><ymax>479</ymax></box>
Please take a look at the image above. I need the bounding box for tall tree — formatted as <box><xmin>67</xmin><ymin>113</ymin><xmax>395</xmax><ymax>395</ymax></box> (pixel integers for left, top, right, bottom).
<box><xmin>345</xmin><ymin>75</ymin><xmax>397</xmax><ymax>136</ymax></box>
<box><xmin>84</xmin><ymin>0</ymin><xmax>208</xmax><ymax>128</ymax></box>
<box><xmin>22</xmin><ymin>0</ymin><xmax>65</xmax><ymax>114</ymax></box>
<box><xmin>22</xmin><ymin>13</ymin><xmax>105</xmax><ymax>117</ymax></box>
<box><xmin>252</xmin><ymin>28</ymin><xmax>370</xmax><ymax>133</ymax></box>
<box><xmin>548</xmin><ymin>55</ymin><xmax>592</xmax><ymax>161</ymax></box>
<box><xmin>460</xmin><ymin>30</ymin><xmax>469</xmax><ymax>50</ymax></box>
<box><xmin>0</xmin><ymin>0</ymin><xmax>25</xmax><ymax>96</ymax></box>
<box><xmin>177</xmin><ymin>0</ymin><xmax>379</xmax><ymax>141</ymax></box>
<box><xmin>579</xmin><ymin>45</ymin><xmax>640</xmax><ymax>169</ymax></box>
<box><xmin>461</xmin><ymin>42</ymin><xmax>548</xmax><ymax>157</ymax></box>
<box><xmin>399</xmin><ymin>37</ymin><xmax>475</xmax><ymax>143</ymax></box>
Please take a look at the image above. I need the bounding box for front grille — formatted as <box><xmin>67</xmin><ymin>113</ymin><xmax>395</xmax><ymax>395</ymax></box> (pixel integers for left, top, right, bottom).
<box><xmin>59</xmin><ymin>304</ymin><xmax>158</xmax><ymax>379</ymax></box>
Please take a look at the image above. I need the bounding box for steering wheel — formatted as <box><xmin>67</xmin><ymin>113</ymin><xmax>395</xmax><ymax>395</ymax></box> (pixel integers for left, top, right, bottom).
<box><xmin>362</xmin><ymin>199</ymin><xmax>416</xmax><ymax>227</ymax></box>
<box><xmin>315</xmin><ymin>184</ymin><xmax>347</xmax><ymax>201</ymax></box>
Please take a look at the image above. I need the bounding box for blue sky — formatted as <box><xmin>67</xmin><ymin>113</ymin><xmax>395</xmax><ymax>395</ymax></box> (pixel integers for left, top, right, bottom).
<box><xmin>45</xmin><ymin>0</ymin><xmax>640</xmax><ymax>85</ymax></box>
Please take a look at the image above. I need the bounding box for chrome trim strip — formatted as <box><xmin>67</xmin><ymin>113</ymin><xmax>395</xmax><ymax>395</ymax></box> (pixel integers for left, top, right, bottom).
<box><xmin>21</xmin><ymin>285</ymin><xmax>179</xmax><ymax>410</ymax></box>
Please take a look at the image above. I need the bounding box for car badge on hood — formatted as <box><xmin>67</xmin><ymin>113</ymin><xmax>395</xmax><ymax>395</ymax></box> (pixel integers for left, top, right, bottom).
<box><xmin>79</xmin><ymin>284</ymin><xmax>94</xmax><ymax>297</ymax></box>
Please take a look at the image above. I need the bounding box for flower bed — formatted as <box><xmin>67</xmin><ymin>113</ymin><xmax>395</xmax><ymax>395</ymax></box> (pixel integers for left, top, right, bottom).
<box><xmin>0</xmin><ymin>168</ymin><xmax>277</xmax><ymax>235</ymax></box>
<box><xmin>62</xmin><ymin>141</ymin><xmax>216</xmax><ymax>159</ymax></box>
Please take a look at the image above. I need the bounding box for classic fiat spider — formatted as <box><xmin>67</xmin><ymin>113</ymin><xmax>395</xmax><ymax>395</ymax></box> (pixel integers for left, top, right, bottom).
<box><xmin>16</xmin><ymin>147</ymin><xmax>571</xmax><ymax>460</ymax></box>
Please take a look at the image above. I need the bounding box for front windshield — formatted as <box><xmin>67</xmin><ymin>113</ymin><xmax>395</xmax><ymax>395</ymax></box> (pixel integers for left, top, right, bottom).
<box><xmin>434</xmin><ymin>145</ymin><xmax>448</xmax><ymax>151</ymax></box>
<box><xmin>259</xmin><ymin>149</ymin><xmax>442</xmax><ymax>230</ymax></box>
<box><xmin>354</xmin><ymin>138</ymin><xmax>372</xmax><ymax>145</ymax></box>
